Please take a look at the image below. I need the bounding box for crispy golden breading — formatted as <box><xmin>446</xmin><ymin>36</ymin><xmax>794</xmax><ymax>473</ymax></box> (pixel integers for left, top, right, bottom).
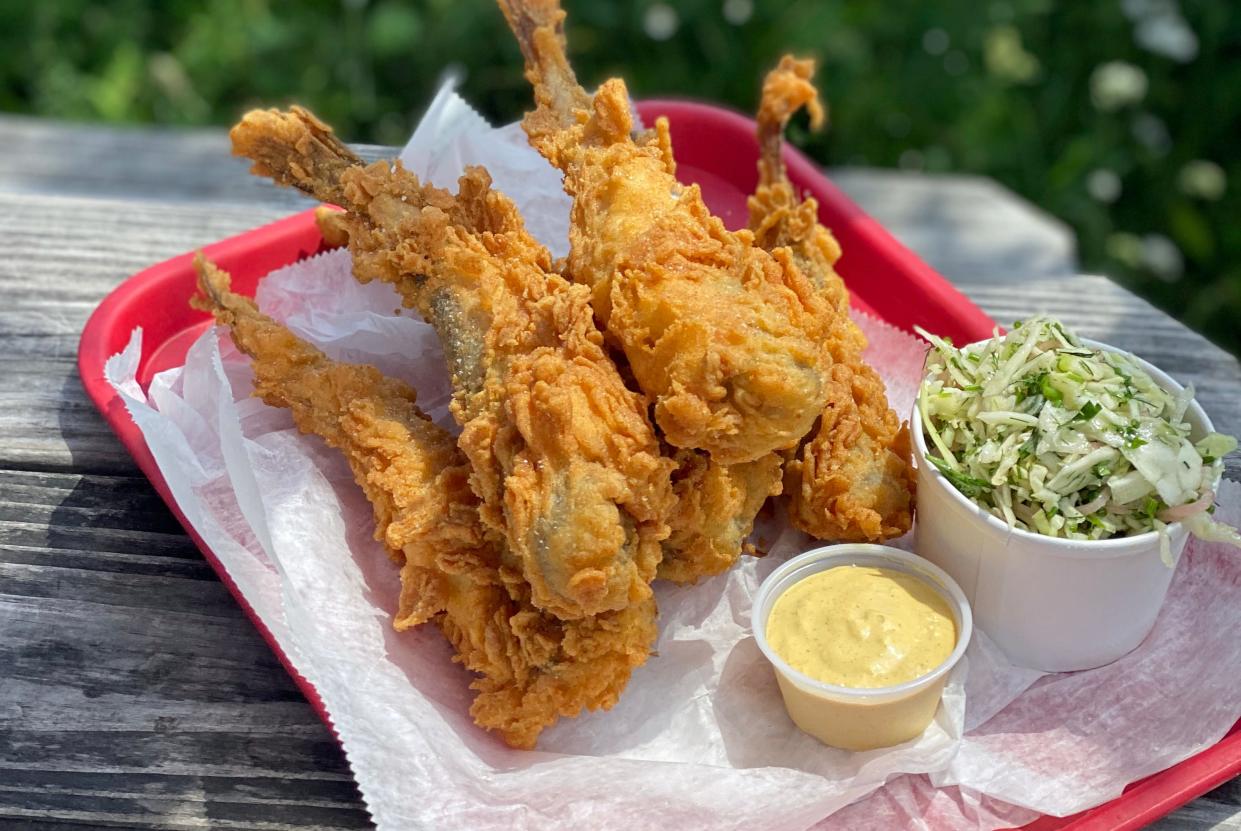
<box><xmin>497</xmin><ymin>0</ymin><xmax>833</xmax><ymax>465</ymax></box>
<box><xmin>747</xmin><ymin>57</ymin><xmax>915</xmax><ymax>542</ymax></box>
<box><xmin>191</xmin><ymin>256</ymin><xmax>658</xmax><ymax>749</ymax></box>
<box><xmin>230</xmin><ymin>107</ymin><xmax>674</xmax><ymax>621</ymax></box>
<box><xmin>657</xmin><ymin>447</ymin><xmax>783</xmax><ymax>583</ymax></box>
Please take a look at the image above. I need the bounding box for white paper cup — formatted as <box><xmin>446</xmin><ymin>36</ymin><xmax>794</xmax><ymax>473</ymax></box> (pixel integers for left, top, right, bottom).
<box><xmin>751</xmin><ymin>544</ymin><xmax>972</xmax><ymax>751</ymax></box>
<box><xmin>913</xmin><ymin>338</ymin><xmax>1216</xmax><ymax>673</ymax></box>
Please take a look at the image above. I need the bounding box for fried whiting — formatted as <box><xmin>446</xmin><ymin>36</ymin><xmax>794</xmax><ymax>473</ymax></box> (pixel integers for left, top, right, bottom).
<box><xmin>191</xmin><ymin>256</ymin><xmax>658</xmax><ymax>749</ymax></box>
<box><xmin>230</xmin><ymin>107</ymin><xmax>674</xmax><ymax>621</ymax></box>
<box><xmin>747</xmin><ymin>57</ymin><xmax>915</xmax><ymax>542</ymax></box>
<box><xmin>497</xmin><ymin>0</ymin><xmax>834</xmax><ymax>466</ymax></box>
<box><xmin>209</xmin><ymin>26</ymin><xmax>922</xmax><ymax>750</ymax></box>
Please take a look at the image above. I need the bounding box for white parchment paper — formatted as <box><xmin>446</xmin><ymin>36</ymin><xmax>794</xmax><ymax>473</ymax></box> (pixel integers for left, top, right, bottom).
<box><xmin>102</xmin><ymin>84</ymin><xmax>1241</xmax><ymax>830</ymax></box>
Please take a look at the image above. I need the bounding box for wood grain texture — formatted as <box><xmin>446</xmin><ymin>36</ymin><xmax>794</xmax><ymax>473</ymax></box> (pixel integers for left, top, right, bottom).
<box><xmin>0</xmin><ymin>115</ymin><xmax>1237</xmax><ymax>831</ymax></box>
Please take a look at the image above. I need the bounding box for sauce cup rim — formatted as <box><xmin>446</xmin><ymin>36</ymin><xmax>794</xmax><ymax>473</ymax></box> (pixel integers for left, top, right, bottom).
<box><xmin>751</xmin><ymin>543</ymin><xmax>973</xmax><ymax>701</ymax></box>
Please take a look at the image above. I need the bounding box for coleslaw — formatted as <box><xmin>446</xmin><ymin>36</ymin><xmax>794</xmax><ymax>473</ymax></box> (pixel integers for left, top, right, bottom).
<box><xmin>916</xmin><ymin>316</ymin><xmax>1240</xmax><ymax>562</ymax></box>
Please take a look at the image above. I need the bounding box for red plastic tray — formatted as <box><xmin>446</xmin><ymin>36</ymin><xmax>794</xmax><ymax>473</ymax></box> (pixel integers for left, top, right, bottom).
<box><xmin>77</xmin><ymin>99</ymin><xmax>1240</xmax><ymax>830</ymax></box>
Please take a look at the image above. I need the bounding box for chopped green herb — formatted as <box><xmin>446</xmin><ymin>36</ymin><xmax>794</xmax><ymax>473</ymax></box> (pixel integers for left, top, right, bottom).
<box><xmin>1073</xmin><ymin>401</ymin><xmax>1102</xmax><ymax>422</ymax></box>
<box><xmin>927</xmin><ymin>456</ymin><xmax>992</xmax><ymax>498</ymax></box>
<box><xmin>1015</xmin><ymin>371</ymin><xmax>1047</xmax><ymax>403</ymax></box>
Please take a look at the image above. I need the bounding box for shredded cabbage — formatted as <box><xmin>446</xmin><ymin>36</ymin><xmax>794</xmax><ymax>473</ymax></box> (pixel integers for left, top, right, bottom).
<box><xmin>916</xmin><ymin>316</ymin><xmax>1239</xmax><ymax>560</ymax></box>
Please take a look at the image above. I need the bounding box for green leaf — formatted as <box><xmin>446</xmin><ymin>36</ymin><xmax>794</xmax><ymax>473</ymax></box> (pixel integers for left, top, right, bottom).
<box><xmin>927</xmin><ymin>456</ymin><xmax>992</xmax><ymax>499</ymax></box>
<box><xmin>366</xmin><ymin>2</ymin><xmax>423</xmax><ymax>59</ymax></box>
<box><xmin>1073</xmin><ymin>401</ymin><xmax>1102</xmax><ymax>422</ymax></box>
<box><xmin>1168</xmin><ymin>201</ymin><xmax>1215</xmax><ymax>262</ymax></box>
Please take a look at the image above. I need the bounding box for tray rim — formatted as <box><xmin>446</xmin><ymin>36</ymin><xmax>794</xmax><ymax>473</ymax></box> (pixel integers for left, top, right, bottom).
<box><xmin>75</xmin><ymin>99</ymin><xmax>1241</xmax><ymax>831</ymax></box>
<box><xmin>76</xmin><ymin>209</ymin><xmax>337</xmax><ymax>729</ymax></box>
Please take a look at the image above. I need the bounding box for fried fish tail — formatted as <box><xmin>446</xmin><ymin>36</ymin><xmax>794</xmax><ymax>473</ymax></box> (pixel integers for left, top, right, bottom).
<box><xmin>192</xmin><ymin>256</ymin><xmax>659</xmax><ymax>749</ymax></box>
<box><xmin>229</xmin><ymin>106</ymin><xmax>360</xmax><ymax>207</ymax></box>
<box><xmin>748</xmin><ymin>56</ymin><xmax>844</xmax><ymax>312</ymax></box>
<box><xmin>755</xmin><ymin>55</ymin><xmax>826</xmax><ymax>190</ymax></box>
<box><xmin>747</xmin><ymin>57</ymin><xmax>915</xmax><ymax>542</ymax></box>
<box><xmin>496</xmin><ymin>0</ymin><xmax>590</xmax><ymax>155</ymax></box>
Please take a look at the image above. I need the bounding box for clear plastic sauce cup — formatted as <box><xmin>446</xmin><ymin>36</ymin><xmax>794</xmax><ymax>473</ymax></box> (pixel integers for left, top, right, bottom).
<box><xmin>751</xmin><ymin>544</ymin><xmax>973</xmax><ymax>751</ymax></box>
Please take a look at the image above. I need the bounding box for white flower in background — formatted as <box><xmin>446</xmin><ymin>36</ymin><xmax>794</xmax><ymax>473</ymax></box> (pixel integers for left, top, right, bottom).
<box><xmin>1091</xmin><ymin>61</ymin><xmax>1148</xmax><ymax>111</ymax></box>
<box><xmin>923</xmin><ymin>28</ymin><xmax>950</xmax><ymax>56</ymax></box>
<box><xmin>1121</xmin><ymin>0</ymin><xmax>1199</xmax><ymax>63</ymax></box>
<box><xmin>984</xmin><ymin>25</ymin><xmax>1040</xmax><ymax>83</ymax></box>
<box><xmin>1131</xmin><ymin>112</ymin><xmax>1171</xmax><ymax>155</ymax></box>
<box><xmin>1141</xmin><ymin>233</ymin><xmax>1184</xmax><ymax>282</ymax></box>
<box><xmin>722</xmin><ymin>0</ymin><xmax>753</xmax><ymax>26</ymax></box>
<box><xmin>644</xmin><ymin>3</ymin><xmax>679</xmax><ymax>40</ymax></box>
<box><xmin>1087</xmin><ymin>169</ymin><xmax>1122</xmax><ymax>203</ymax></box>
<box><xmin>1178</xmin><ymin>160</ymin><xmax>1227</xmax><ymax>201</ymax></box>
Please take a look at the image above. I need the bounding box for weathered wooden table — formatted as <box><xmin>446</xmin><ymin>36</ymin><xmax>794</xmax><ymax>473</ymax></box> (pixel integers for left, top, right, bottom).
<box><xmin>1</xmin><ymin>114</ymin><xmax>1238</xmax><ymax>830</ymax></box>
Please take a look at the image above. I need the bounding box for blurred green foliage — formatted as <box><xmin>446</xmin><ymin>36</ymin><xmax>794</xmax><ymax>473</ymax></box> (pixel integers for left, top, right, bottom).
<box><xmin>4</xmin><ymin>0</ymin><xmax>1238</xmax><ymax>355</ymax></box>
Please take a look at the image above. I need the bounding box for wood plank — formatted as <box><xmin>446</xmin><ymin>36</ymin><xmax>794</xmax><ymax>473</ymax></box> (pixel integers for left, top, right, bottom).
<box><xmin>831</xmin><ymin>167</ymin><xmax>1078</xmax><ymax>279</ymax></box>
<box><xmin>0</xmin><ymin>768</ymin><xmax>364</xmax><ymax>808</ymax></box>
<box><xmin>0</xmin><ymin>113</ymin><xmax>385</xmax><ymax>211</ymax></box>
<box><xmin>1150</xmin><ymin>796</ymin><xmax>1241</xmax><ymax>830</ymax></box>
<box><xmin>0</xmin><ymin>469</ymin><xmax>364</xmax><ymax>828</ymax></box>
<box><xmin>0</xmin><ymin>360</ymin><xmax>136</xmax><ymax>476</ymax></box>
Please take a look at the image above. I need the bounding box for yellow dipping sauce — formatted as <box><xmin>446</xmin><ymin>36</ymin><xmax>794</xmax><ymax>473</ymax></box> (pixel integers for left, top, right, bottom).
<box><xmin>766</xmin><ymin>565</ymin><xmax>956</xmax><ymax>689</ymax></box>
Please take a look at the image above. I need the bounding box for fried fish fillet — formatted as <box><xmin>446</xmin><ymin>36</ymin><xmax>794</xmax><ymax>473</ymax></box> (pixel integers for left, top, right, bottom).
<box><xmin>191</xmin><ymin>256</ymin><xmax>658</xmax><ymax>749</ymax></box>
<box><xmin>230</xmin><ymin>107</ymin><xmax>674</xmax><ymax>620</ymax></box>
<box><xmin>747</xmin><ymin>56</ymin><xmax>915</xmax><ymax>542</ymax></box>
<box><xmin>497</xmin><ymin>0</ymin><xmax>834</xmax><ymax>465</ymax></box>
